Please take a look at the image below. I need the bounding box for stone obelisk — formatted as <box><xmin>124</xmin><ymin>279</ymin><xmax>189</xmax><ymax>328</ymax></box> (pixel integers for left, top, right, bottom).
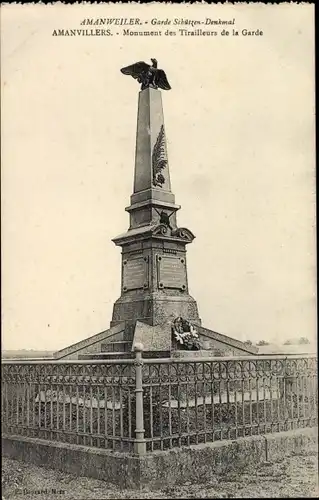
<box><xmin>111</xmin><ymin>87</ymin><xmax>201</xmax><ymax>334</ymax></box>
<box><xmin>53</xmin><ymin>63</ymin><xmax>259</xmax><ymax>360</ymax></box>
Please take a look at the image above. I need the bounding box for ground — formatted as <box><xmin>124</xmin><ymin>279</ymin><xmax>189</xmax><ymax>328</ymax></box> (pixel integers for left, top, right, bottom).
<box><xmin>2</xmin><ymin>447</ymin><xmax>318</xmax><ymax>499</ymax></box>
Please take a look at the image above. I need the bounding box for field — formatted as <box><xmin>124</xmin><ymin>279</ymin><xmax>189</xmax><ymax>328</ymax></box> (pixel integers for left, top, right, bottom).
<box><xmin>2</xmin><ymin>341</ymin><xmax>316</xmax><ymax>360</ymax></box>
<box><xmin>2</xmin><ymin>350</ymin><xmax>54</xmax><ymax>359</ymax></box>
<box><xmin>2</xmin><ymin>446</ymin><xmax>318</xmax><ymax>499</ymax></box>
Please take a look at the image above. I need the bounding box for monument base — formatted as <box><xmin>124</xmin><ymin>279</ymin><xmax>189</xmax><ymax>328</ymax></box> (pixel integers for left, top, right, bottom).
<box><xmin>171</xmin><ymin>349</ymin><xmax>234</xmax><ymax>359</ymax></box>
<box><xmin>111</xmin><ymin>292</ymin><xmax>201</xmax><ymax>329</ymax></box>
<box><xmin>54</xmin><ymin>318</ymin><xmax>258</xmax><ymax>360</ymax></box>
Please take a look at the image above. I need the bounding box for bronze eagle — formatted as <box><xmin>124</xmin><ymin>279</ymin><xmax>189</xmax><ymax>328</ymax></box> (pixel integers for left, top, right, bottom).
<box><xmin>120</xmin><ymin>59</ymin><xmax>171</xmax><ymax>91</ymax></box>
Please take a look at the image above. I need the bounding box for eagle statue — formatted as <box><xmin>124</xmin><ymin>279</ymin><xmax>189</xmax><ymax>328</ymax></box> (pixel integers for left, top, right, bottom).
<box><xmin>120</xmin><ymin>59</ymin><xmax>171</xmax><ymax>91</ymax></box>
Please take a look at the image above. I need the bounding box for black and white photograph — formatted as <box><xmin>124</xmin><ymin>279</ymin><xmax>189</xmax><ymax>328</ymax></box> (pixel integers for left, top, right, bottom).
<box><xmin>1</xmin><ymin>2</ymin><xmax>317</xmax><ymax>499</ymax></box>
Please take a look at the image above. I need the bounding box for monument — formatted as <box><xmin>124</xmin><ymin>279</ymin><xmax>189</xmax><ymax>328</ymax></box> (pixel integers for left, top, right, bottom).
<box><xmin>54</xmin><ymin>59</ymin><xmax>258</xmax><ymax>360</ymax></box>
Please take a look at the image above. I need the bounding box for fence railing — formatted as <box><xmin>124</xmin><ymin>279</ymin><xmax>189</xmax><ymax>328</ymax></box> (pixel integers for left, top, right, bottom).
<box><xmin>2</xmin><ymin>348</ymin><xmax>317</xmax><ymax>455</ymax></box>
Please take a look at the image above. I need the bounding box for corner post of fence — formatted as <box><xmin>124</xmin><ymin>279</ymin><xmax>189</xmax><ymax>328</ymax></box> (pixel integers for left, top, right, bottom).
<box><xmin>133</xmin><ymin>343</ymin><xmax>146</xmax><ymax>455</ymax></box>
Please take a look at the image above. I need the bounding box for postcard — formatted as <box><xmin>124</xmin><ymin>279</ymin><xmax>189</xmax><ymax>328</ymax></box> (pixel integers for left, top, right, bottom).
<box><xmin>1</xmin><ymin>2</ymin><xmax>316</xmax><ymax>499</ymax></box>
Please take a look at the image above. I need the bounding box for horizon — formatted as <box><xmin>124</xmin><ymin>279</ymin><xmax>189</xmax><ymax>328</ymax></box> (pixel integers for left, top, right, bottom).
<box><xmin>2</xmin><ymin>335</ymin><xmax>317</xmax><ymax>352</ymax></box>
<box><xmin>2</xmin><ymin>334</ymin><xmax>317</xmax><ymax>354</ymax></box>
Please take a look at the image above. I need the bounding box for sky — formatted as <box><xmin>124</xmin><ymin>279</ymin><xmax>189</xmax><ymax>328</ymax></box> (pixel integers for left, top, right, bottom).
<box><xmin>1</xmin><ymin>3</ymin><xmax>316</xmax><ymax>351</ymax></box>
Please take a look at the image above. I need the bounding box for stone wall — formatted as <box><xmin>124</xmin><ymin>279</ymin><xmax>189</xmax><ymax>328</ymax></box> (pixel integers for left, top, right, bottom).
<box><xmin>53</xmin><ymin>323</ymin><xmax>125</xmax><ymax>360</ymax></box>
<box><xmin>2</xmin><ymin>427</ymin><xmax>317</xmax><ymax>490</ymax></box>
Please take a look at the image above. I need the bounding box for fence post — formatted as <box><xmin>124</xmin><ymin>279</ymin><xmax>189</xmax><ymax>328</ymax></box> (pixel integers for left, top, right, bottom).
<box><xmin>134</xmin><ymin>343</ymin><xmax>146</xmax><ymax>455</ymax></box>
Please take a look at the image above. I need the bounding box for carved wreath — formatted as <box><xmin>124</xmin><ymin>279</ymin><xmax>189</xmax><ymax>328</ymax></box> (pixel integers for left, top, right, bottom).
<box><xmin>152</xmin><ymin>125</ymin><xmax>167</xmax><ymax>188</ymax></box>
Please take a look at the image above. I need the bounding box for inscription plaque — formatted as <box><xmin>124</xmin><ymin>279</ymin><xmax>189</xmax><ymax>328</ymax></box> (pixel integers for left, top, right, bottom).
<box><xmin>157</xmin><ymin>255</ymin><xmax>187</xmax><ymax>290</ymax></box>
<box><xmin>123</xmin><ymin>257</ymin><xmax>148</xmax><ymax>291</ymax></box>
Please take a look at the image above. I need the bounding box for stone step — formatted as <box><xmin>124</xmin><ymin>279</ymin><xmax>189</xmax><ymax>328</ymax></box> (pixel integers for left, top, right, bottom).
<box><xmin>101</xmin><ymin>340</ymin><xmax>132</xmax><ymax>353</ymax></box>
<box><xmin>78</xmin><ymin>350</ymin><xmax>171</xmax><ymax>360</ymax></box>
<box><xmin>78</xmin><ymin>352</ymin><xmax>134</xmax><ymax>360</ymax></box>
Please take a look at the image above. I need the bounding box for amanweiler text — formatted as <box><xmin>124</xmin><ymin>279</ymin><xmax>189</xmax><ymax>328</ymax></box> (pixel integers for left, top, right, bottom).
<box><xmin>51</xmin><ymin>17</ymin><xmax>240</xmax><ymax>36</ymax></box>
<box><xmin>77</xmin><ymin>18</ymin><xmax>236</xmax><ymax>26</ymax></box>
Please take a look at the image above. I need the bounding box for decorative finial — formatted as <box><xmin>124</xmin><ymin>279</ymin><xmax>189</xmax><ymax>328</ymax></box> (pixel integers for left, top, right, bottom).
<box><xmin>120</xmin><ymin>59</ymin><xmax>171</xmax><ymax>91</ymax></box>
<box><xmin>133</xmin><ymin>342</ymin><xmax>144</xmax><ymax>352</ymax></box>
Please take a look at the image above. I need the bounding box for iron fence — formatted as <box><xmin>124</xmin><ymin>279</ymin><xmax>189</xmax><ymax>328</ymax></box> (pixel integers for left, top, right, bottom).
<box><xmin>141</xmin><ymin>354</ymin><xmax>317</xmax><ymax>452</ymax></box>
<box><xmin>2</xmin><ymin>359</ymin><xmax>138</xmax><ymax>453</ymax></box>
<box><xmin>2</xmin><ymin>350</ymin><xmax>317</xmax><ymax>455</ymax></box>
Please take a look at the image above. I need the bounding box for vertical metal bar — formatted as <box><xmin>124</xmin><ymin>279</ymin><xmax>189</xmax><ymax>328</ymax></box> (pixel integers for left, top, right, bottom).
<box><xmin>76</xmin><ymin>385</ymin><xmax>79</xmax><ymax>444</ymax></box>
<box><xmin>277</xmin><ymin>374</ymin><xmax>281</xmax><ymax>432</ymax></box>
<box><xmin>309</xmin><ymin>371</ymin><xmax>313</xmax><ymax>424</ymax></box>
<box><xmin>282</xmin><ymin>372</ymin><xmax>286</xmax><ymax>432</ymax></box>
<box><xmin>263</xmin><ymin>371</ymin><xmax>267</xmax><ymax>432</ymax></box>
<box><xmin>10</xmin><ymin>378</ymin><xmax>14</xmax><ymax>430</ymax></box>
<box><xmin>290</xmin><ymin>374</ymin><xmax>294</xmax><ymax>430</ymax></box>
<box><xmin>305</xmin><ymin>372</ymin><xmax>310</xmax><ymax>424</ymax></box>
<box><xmin>234</xmin><ymin>374</ymin><xmax>238</xmax><ymax>439</ymax></box>
<box><xmin>21</xmin><ymin>381</ymin><xmax>26</xmax><ymax>431</ymax></box>
<box><xmin>301</xmin><ymin>374</ymin><xmax>306</xmax><ymax>425</ymax></box>
<box><xmin>177</xmin><ymin>365</ymin><xmax>182</xmax><ymax>448</ymax></box>
<box><xmin>226</xmin><ymin>364</ymin><xmax>230</xmax><ymax>440</ymax></box>
<box><xmin>133</xmin><ymin>344</ymin><xmax>146</xmax><ymax>455</ymax></box>
<box><xmin>44</xmin><ymin>380</ymin><xmax>47</xmax><ymax>437</ymax></box>
<box><xmin>241</xmin><ymin>367</ymin><xmax>245</xmax><ymax>435</ymax></box>
<box><xmin>90</xmin><ymin>385</ymin><xmax>93</xmax><ymax>446</ymax></box>
<box><xmin>62</xmin><ymin>383</ymin><xmax>66</xmax><ymax>433</ymax></box>
<box><xmin>186</xmin><ymin>368</ymin><xmax>190</xmax><ymax>447</ymax></box>
<box><xmin>296</xmin><ymin>372</ymin><xmax>300</xmax><ymax>426</ymax></box>
<box><xmin>256</xmin><ymin>373</ymin><xmax>260</xmax><ymax>434</ymax></box>
<box><xmin>269</xmin><ymin>372</ymin><xmax>274</xmax><ymax>433</ymax></box>
<box><xmin>302</xmin><ymin>375</ymin><xmax>306</xmax><ymax>424</ymax></box>
<box><xmin>104</xmin><ymin>384</ymin><xmax>108</xmax><ymax>448</ymax></box>
<box><xmin>218</xmin><ymin>370</ymin><xmax>222</xmax><ymax>439</ymax></box>
<box><xmin>194</xmin><ymin>363</ymin><xmax>199</xmax><ymax>445</ymax></box>
<box><xmin>50</xmin><ymin>379</ymin><xmax>53</xmax><ymax>440</ymax></box>
<box><xmin>311</xmin><ymin>374</ymin><xmax>316</xmax><ymax>424</ymax></box>
<box><xmin>37</xmin><ymin>379</ymin><xmax>41</xmax><ymax>432</ymax></box>
<box><xmin>119</xmin><ymin>382</ymin><xmax>123</xmax><ymax>451</ymax></box>
<box><xmin>149</xmin><ymin>373</ymin><xmax>154</xmax><ymax>452</ymax></box>
<box><xmin>56</xmin><ymin>383</ymin><xmax>60</xmax><ymax>433</ymax></box>
<box><xmin>69</xmin><ymin>384</ymin><xmax>73</xmax><ymax>440</ymax></box>
<box><xmin>111</xmin><ymin>370</ymin><xmax>116</xmax><ymax>450</ymax></box>
<box><xmin>9</xmin><ymin>381</ymin><xmax>12</xmax><ymax>430</ymax></box>
<box><xmin>83</xmin><ymin>385</ymin><xmax>86</xmax><ymax>446</ymax></box>
<box><xmin>307</xmin><ymin>372</ymin><xmax>312</xmax><ymax>424</ymax></box>
<box><xmin>203</xmin><ymin>371</ymin><xmax>207</xmax><ymax>443</ymax></box>
<box><xmin>26</xmin><ymin>381</ymin><xmax>30</xmax><ymax>431</ymax></box>
<box><xmin>97</xmin><ymin>385</ymin><xmax>101</xmax><ymax>448</ymax></box>
<box><xmin>128</xmin><ymin>387</ymin><xmax>132</xmax><ymax>448</ymax></box>
<box><xmin>32</xmin><ymin>382</ymin><xmax>36</xmax><ymax>432</ymax></box>
<box><xmin>168</xmin><ymin>364</ymin><xmax>172</xmax><ymax>449</ymax></box>
<box><xmin>249</xmin><ymin>376</ymin><xmax>253</xmax><ymax>436</ymax></box>
<box><xmin>159</xmin><ymin>366</ymin><xmax>163</xmax><ymax>451</ymax></box>
<box><xmin>211</xmin><ymin>363</ymin><xmax>215</xmax><ymax>441</ymax></box>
